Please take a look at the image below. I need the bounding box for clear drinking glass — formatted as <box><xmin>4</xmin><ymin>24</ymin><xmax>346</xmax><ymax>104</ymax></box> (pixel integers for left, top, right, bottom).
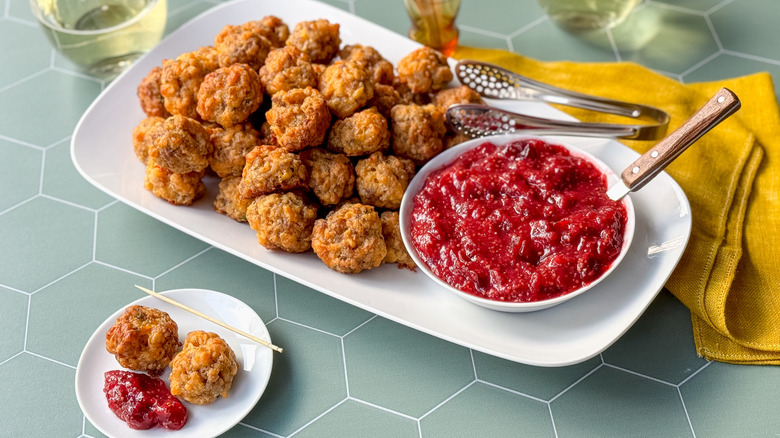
<box><xmin>30</xmin><ymin>0</ymin><xmax>167</xmax><ymax>79</ymax></box>
<box><xmin>537</xmin><ymin>0</ymin><xmax>640</xmax><ymax>33</ymax></box>
<box><xmin>403</xmin><ymin>0</ymin><xmax>461</xmax><ymax>56</ymax></box>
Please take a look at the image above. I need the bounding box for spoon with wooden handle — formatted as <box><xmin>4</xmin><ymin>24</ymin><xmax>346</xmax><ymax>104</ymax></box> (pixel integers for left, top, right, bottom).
<box><xmin>606</xmin><ymin>87</ymin><xmax>741</xmax><ymax>200</ymax></box>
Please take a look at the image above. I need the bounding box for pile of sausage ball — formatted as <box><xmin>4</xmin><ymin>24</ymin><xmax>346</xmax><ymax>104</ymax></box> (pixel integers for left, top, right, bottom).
<box><xmin>106</xmin><ymin>305</ymin><xmax>239</xmax><ymax>406</ymax></box>
<box><xmin>132</xmin><ymin>16</ymin><xmax>484</xmax><ymax>274</ymax></box>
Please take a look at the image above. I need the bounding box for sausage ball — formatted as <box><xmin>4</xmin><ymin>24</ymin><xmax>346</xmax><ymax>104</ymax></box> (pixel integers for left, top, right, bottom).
<box><xmin>160</xmin><ymin>46</ymin><xmax>220</xmax><ymax>119</ymax></box>
<box><xmin>300</xmin><ymin>148</ymin><xmax>355</xmax><ymax>205</ymax></box>
<box><xmin>311</xmin><ymin>203</ymin><xmax>387</xmax><ymax>274</ymax></box>
<box><xmin>311</xmin><ymin>62</ymin><xmax>327</xmax><ymax>84</ymax></box>
<box><xmin>285</xmin><ymin>19</ymin><xmax>340</xmax><ymax>64</ymax></box>
<box><xmin>366</xmin><ymin>83</ymin><xmax>402</xmax><ymax>118</ymax></box>
<box><xmin>394</xmin><ymin>77</ymin><xmax>430</xmax><ymax>106</ymax></box>
<box><xmin>380</xmin><ymin>211</ymin><xmax>416</xmax><ymax>270</ymax></box>
<box><xmin>266</xmin><ymin>87</ymin><xmax>331</xmax><ymax>151</ymax></box>
<box><xmin>243</xmin><ymin>16</ymin><xmax>290</xmax><ymax>48</ymax></box>
<box><xmin>397</xmin><ymin>46</ymin><xmax>453</xmax><ymax>94</ymax></box>
<box><xmin>197</xmin><ymin>63</ymin><xmax>263</xmax><ymax>128</ymax></box>
<box><xmin>169</xmin><ymin>331</ymin><xmax>238</xmax><ymax>405</ymax></box>
<box><xmin>132</xmin><ymin>116</ymin><xmax>165</xmax><ymax>164</ymax></box>
<box><xmin>258</xmin><ymin>121</ymin><xmax>277</xmax><ymax>146</ymax></box>
<box><xmin>144</xmin><ymin>161</ymin><xmax>206</xmax><ymax>206</ymax></box>
<box><xmin>137</xmin><ymin>66</ymin><xmax>171</xmax><ymax>118</ymax></box>
<box><xmin>246</xmin><ymin>192</ymin><xmax>318</xmax><ymax>253</ymax></box>
<box><xmin>259</xmin><ymin>46</ymin><xmax>318</xmax><ymax>96</ymax></box>
<box><xmin>432</xmin><ymin>85</ymin><xmax>484</xmax><ymax>111</ymax></box>
<box><xmin>237</xmin><ymin>145</ymin><xmax>307</xmax><ymax>198</ymax></box>
<box><xmin>390</xmin><ymin>104</ymin><xmax>446</xmax><ymax>165</ymax></box>
<box><xmin>318</xmin><ymin>61</ymin><xmax>374</xmax><ymax>119</ymax></box>
<box><xmin>105</xmin><ymin>305</ymin><xmax>181</xmax><ymax>377</ymax></box>
<box><xmin>354</xmin><ymin>152</ymin><xmax>415</xmax><ymax>210</ymax></box>
<box><xmin>339</xmin><ymin>44</ymin><xmax>394</xmax><ymax>86</ymax></box>
<box><xmin>214</xmin><ymin>176</ymin><xmax>252</xmax><ymax>222</ymax></box>
<box><xmin>214</xmin><ymin>23</ymin><xmax>272</xmax><ymax>70</ymax></box>
<box><xmin>326</xmin><ymin>107</ymin><xmax>390</xmax><ymax>157</ymax></box>
<box><xmin>206</xmin><ymin>122</ymin><xmax>259</xmax><ymax>178</ymax></box>
<box><xmin>148</xmin><ymin>115</ymin><xmax>213</xmax><ymax>173</ymax></box>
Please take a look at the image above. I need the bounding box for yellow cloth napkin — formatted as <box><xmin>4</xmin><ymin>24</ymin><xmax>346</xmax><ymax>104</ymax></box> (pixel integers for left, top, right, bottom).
<box><xmin>453</xmin><ymin>46</ymin><xmax>780</xmax><ymax>364</ymax></box>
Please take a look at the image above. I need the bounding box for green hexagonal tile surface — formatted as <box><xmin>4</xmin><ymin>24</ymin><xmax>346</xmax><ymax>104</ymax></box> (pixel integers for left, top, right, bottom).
<box><xmin>242</xmin><ymin>319</ymin><xmax>347</xmax><ymax>436</ymax></box>
<box><xmin>95</xmin><ymin>202</ymin><xmax>210</xmax><ymax>277</ymax></box>
<box><xmin>551</xmin><ymin>366</ymin><xmax>693</xmax><ymax>437</ymax></box>
<box><xmin>420</xmin><ymin>382</ymin><xmax>555</xmax><ymax>437</ymax></box>
<box><xmin>343</xmin><ymin>317</ymin><xmax>474</xmax><ymax>418</ymax></box>
<box><xmin>0</xmin><ymin>353</ymin><xmax>82</xmax><ymax>437</ymax></box>
<box><xmin>0</xmin><ymin>287</ymin><xmax>27</xmax><ymax>362</ymax></box>
<box><xmin>681</xmin><ymin>362</ymin><xmax>780</xmax><ymax>436</ymax></box>
<box><xmin>0</xmin><ymin>197</ymin><xmax>94</xmax><ymax>292</ymax></box>
<box><xmin>0</xmin><ymin>138</ymin><xmax>41</xmax><ymax>213</ymax></box>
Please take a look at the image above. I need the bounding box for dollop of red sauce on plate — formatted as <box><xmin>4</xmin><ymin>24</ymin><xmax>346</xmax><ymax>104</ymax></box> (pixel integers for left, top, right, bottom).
<box><xmin>104</xmin><ymin>370</ymin><xmax>187</xmax><ymax>430</ymax></box>
<box><xmin>410</xmin><ymin>139</ymin><xmax>628</xmax><ymax>303</ymax></box>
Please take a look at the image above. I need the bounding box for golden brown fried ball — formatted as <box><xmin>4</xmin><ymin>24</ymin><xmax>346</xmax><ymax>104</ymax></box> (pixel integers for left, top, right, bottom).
<box><xmin>432</xmin><ymin>85</ymin><xmax>484</xmax><ymax>111</ymax></box>
<box><xmin>318</xmin><ymin>61</ymin><xmax>374</xmax><ymax>119</ymax></box>
<box><xmin>258</xmin><ymin>46</ymin><xmax>318</xmax><ymax>96</ymax></box>
<box><xmin>148</xmin><ymin>115</ymin><xmax>213</xmax><ymax>173</ymax></box>
<box><xmin>243</xmin><ymin>16</ymin><xmax>290</xmax><ymax>48</ymax></box>
<box><xmin>160</xmin><ymin>47</ymin><xmax>220</xmax><ymax>119</ymax></box>
<box><xmin>105</xmin><ymin>305</ymin><xmax>181</xmax><ymax>377</ymax></box>
<box><xmin>206</xmin><ymin>122</ymin><xmax>259</xmax><ymax>178</ymax></box>
<box><xmin>354</xmin><ymin>152</ymin><xmax>415</xmax><ymax>209</ymax></box>
<box><xmin>214</xmin><ymin>24</ymin><xmax>272</xmax><ymax>70</ymax></box>
<box><xmin>246</xmin><ymin>192</ymin><xmax>318</xmax><ymax>253</ymax></box>
<box><xmin>397</xmin><ymin>46</ymin><xmax>453</xmax><ymax>94</ymax></box>
<box><xmin>286</xmin><ymin>19</ymin><xmax>340</xmax><ymax>64</ymax></box>
<box><xmin>393</xmin><ymin>77</ymin><xmax>430</xmax><ymax>105</ymax></box>
<box><xmin>311</xmin><ymin>203</ymin><xmax>387</xmax><ymax>274</ymax></box>
<box><xmin>366</xmin><ymin>83</ymin><xmax>402</xmax><ymax>118</ymax></box>
<box><xmin>311</xmin><ymin>63</ymin><xmax>327</xmax><ymax>84</ymax></box>
<box><xmin>380</xmin><ymin>211</ymin><xmax>416</xmax><ymax>270</ymax></box>
<box><xmin>237</xmin><ymin>145</ymin><xmax>307</xmax><ymax>198</ymax></box>
<box><xmin>214</xmin><ymin>176</ymin><xmax>252</xmax><ymax>222</ymax></box>
<box><xmin>327</xmin><ymin>107</ymin><xmax>389</xmax><ymax>157</ymax></box>
<box><xmin>137</xmin><ymin>66</ymin><xmax>171</xmax><ymax>118</ymax></box>
<box><xmin>197</xmin><ymin>63</ymin><xmax>264</xmax><ymax>128</ymax></box>
<box><xmin>258</xmin><ymin>121</ymin><xmax>276</xmax><ymax>145</ymax></box>
<box><xmin>390</xmin><ymin>104</ymin><xmax>446</xmax><ymax>164</ymax></box>
<box><xmin>132</xmin><ymin>116</ymin><xmax>165</xmax><ymax>164</ymax></box>
<box><xmin>144</xmin><ymin>161</ymin><xmax>206</xmax><ymax>206</ymax></box>
<box><xmin>266</xmin><ymin>87</ymin><xmax>331</xmax><ymax>151</ymax></box>
<box><xmin>339</xmin><ymin>44</ymin><xmax>394</xmax><ymax>85</ymax></box>
<box><xmin>169</xmin><ymin>331</ymin><xmax>238</xmax><ymax>405</ymax></box>
<box><xmin>300</xmin><ymin>148</ymin><xmax>355</xmax><ymax>205</ymax></box>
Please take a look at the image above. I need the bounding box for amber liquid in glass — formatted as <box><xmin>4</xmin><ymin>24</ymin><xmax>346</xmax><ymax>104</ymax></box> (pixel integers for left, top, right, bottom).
<box><xmin>404</xmin><ymin>0</ymin><xmax>460</xmax><ymax>56</ymax></box>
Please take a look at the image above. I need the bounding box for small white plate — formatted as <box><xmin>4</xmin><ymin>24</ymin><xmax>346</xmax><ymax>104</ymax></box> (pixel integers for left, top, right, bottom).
<box><xmin>74</xmin><ymin>288</ymin><xmax>273</xmax><ymax>438</ymax></box>
<box><xmin>71</xmin><ymin>0</ymin><xmax>692</xmax><ymax>366</ymax></box>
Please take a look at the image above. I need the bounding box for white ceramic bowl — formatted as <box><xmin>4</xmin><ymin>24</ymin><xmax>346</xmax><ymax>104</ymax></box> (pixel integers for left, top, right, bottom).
<box><xmin>399</xmin><ymin>134</ymin><xmax>636</xmax><ymax>313</ymax></box>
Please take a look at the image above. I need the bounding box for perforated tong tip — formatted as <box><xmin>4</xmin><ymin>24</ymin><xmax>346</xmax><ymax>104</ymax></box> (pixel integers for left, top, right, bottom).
<box><xmin>448</xmin><ymin>60</ymin><xmax>670</xmax><ymax>140</ymax></box>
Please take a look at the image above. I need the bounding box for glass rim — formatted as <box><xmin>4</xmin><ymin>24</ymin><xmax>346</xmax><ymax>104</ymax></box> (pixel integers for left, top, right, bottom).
<box><xmin>29</xmin><ymin>0</ymin><xmax>162</xmax><ymax>36</ymax></box>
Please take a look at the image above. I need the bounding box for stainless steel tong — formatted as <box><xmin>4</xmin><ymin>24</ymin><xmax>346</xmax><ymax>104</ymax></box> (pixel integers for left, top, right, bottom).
<box><xmin>447</xmin><ymin>60</ymin><xmax>670</xmax><ymax>140</ymax></box>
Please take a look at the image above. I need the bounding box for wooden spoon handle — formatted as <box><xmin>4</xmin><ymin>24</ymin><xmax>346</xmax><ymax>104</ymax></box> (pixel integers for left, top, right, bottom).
<box><xmin>620</xmin><ymin>88</ymin><xmax>741</xmax><ymax>191</ymax></box>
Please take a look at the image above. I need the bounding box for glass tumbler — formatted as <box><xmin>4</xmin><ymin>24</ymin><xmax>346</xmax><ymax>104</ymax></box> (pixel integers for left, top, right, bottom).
<box><xmin>537</xmin><ymin>0</ymin><xmax>641</xmax><ymax>33</ymax></box>
<box><xmin>30</xmin><ymin>0</ymin><xmax>167</xmax><ymax>79</ymax></box>
<box><xmin>403</xmin><ymin>0</ymin><xmax>460</xmax><ymax>56</ymax></box>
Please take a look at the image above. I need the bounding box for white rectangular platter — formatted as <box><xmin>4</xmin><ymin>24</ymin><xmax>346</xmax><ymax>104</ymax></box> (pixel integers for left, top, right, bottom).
<box><xmin>71</xmin><ymin>0</ymin><xmax>692</xmax><ymax>366</ymax></box>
